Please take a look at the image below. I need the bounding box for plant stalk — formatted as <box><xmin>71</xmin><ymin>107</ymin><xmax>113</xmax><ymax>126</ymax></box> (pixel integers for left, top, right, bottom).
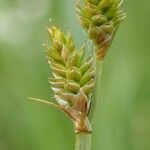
<box><xmin>75</xmin><ymin>132</ymin><xmax>91</xmax><ymax>150</ymax></box>
<box><xmin>89</xmin><ymin>59</ymin><xmax>103</xmax><ymax>122</ymax></box>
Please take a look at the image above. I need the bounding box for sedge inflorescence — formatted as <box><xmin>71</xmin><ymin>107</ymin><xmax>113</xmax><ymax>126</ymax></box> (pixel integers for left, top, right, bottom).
<box><xmin>30</xmin><ymin>0</ymin><xmax>125</xmax><ymax>134</ymax></box>
<box><xmin>76</xmin><ymin>0</ymin><xmax>126</xmax><ymax>59</ymax></box>
<box><xmin>44</xmin><ymin>26</ymin><xmax>95</xmax><ymax>133</ymax></box>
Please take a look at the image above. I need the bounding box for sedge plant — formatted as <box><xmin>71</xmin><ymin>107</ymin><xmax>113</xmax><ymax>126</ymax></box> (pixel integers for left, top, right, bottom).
<box><xmin>28</xmin><ymin>0</ymin><xmax>126</xmax><ymax>150</ymax></box>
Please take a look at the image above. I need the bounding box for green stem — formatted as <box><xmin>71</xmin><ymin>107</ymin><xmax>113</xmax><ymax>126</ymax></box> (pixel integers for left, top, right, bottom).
<box><xmin>89</xmin><ymin>59</ymin><xmax>103</xmax><ymax>122</ymax></box>
<box><xmin>75</xmin><ymin>133</ymin><xmax>91</xmax><ymax>150</ymax></box>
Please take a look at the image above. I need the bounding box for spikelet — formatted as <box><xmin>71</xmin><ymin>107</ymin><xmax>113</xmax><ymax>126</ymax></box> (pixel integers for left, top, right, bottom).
<box><xmin>44</xmin><ymin>26</ymin><xmax>95</xmax><ymax>133</ymax></box>
<box><xmin>76</xmin><ymin>0</ymin><xmax>126</xmax><ymax>59</ymax></box>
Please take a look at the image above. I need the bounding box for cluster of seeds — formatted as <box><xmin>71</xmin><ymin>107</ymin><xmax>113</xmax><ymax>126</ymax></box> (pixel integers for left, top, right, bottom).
<box><xmin>44</xmin><ymin>26</ymin><xmax>95</xmax><ymax>132</ymax></box>
<box><xmin>76</xmin><ymin>0</ymin><xmax>126</xmax><ymax>59</ymax></box>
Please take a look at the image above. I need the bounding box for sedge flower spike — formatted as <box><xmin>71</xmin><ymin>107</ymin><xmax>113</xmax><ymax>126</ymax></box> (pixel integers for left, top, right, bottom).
<box><xmin>43</xmin><ymin>26</ymin><xmax>95</xmax><ymax>133</ymax></box>
<box><xmin>76</xmin><ymin>0</ymin><xmax>126</xmax><ymax>59</ymax></box>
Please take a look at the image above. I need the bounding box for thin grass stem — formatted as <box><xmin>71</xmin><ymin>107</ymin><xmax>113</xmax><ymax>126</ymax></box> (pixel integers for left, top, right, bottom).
<box><xmin>75</xmin><ymin>133</ymin><xmax>91</xmax><ymax>150</ymax></box>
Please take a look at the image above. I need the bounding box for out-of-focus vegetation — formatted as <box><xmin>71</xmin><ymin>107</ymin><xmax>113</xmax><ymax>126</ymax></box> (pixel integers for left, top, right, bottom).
<box><xmin>0</xmin><ymin>0</ymin><xmax>149</xmax><ymax>150</ymax></box>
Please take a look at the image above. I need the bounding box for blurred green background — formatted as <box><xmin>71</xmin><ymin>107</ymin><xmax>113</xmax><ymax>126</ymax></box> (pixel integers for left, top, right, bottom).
<box><xmin>0</xmin><ymin>0</ymin><xmax>150</xmax><ymax>150</ymax></box>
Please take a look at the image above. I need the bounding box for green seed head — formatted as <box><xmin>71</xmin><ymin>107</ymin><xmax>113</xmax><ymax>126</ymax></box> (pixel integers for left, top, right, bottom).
<box><xmin>76</xmin><ymin>0</ymin><xmax>126</xmax><ymax>59</ymax></box>
<box><xmin>44</xmin><ymin>26</ymin><xmax>95</xmax><ymax>133</ymax></box>
<box><xmin>29</xmin><ymin>0</ymin><xmax>126</xmax><ymax>135</ymax></box>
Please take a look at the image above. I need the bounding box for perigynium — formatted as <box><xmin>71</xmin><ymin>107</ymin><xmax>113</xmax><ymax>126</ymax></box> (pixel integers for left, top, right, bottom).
<box><xmin>28</xmin><ymin>0</ymin><xmax>126</xmax><ymax>150</ymax></box>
